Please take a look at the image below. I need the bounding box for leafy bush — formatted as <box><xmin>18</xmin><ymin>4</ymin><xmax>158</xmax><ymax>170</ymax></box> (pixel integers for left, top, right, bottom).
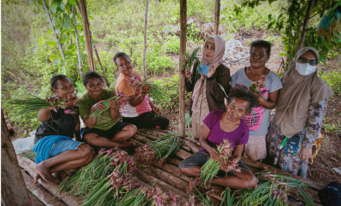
<box><xmin>319</xmin><ymin>70</ymin><xmax>341</xmax><ymax>95</ymax></box>
<box><xmin>163</xmin><ymin>35</ymin><xmax>180</xmax><ymax>54</ymax></box>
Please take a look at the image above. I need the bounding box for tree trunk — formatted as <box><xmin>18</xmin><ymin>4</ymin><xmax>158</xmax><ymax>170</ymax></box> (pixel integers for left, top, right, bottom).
<box><xmin>214</xmin><ymin>0</ymin><xmax>221</xmax><ymax>35</ymax></box>
<box><xmin>1</xmin><ymin>114</ymin><xmax>31</xmax><ymax>206</ymax></box>
<box><xmin>72</xmin><ymin>6</ymin><xmax>83</xmax><ymax>78</ymax></box>
<box><xmin>179</xmin><ymin>0</ymin><xmax>187</xmax><ymax>137</ymax></box>
<box><xmin>143</xmin><ymin>0</ymin><xmax>149</xmax><ymax>80</ymax></box>
<box><xmin>297</xmin><ymin>0</ymin><xmax>314</xmax><ymax>51</ymax></box>
<box><xmin>42</xmin><ymin>0</ymin><xmax>65</xmax><ymax>60</ymax></box>
<box><xmin>79</xmin><ymin>0</ymin><xmax>95</xmax><ymax>71</ymax></box>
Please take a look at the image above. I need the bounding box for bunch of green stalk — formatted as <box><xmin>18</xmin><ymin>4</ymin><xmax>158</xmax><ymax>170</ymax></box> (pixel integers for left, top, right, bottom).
<box><xmin>200</xmin><ymin>139</ymin><xmax>237</xmax><ymax>188</ymax></box>
<box><xmin>183</xmin><ymin>47</ymin><xmax>201</xmax><ymax>80</ymax></box>
<box><xmin>148</xmin><ymin>132</ymin><xmax>183</xmax><ymax>165</ymax></box>
<box><xmin>8</xmin><ymin>94</ymin><xmax>68</xmax><ymax>115</ymax></box>
<box><xmin>134</xmin><ymin>79</ymin><xmax>167</xmax><ymax>107</ymax></box>
<box><xmin>90</xmin><ymin>92</ymin><xmax>127</xmax><ymax>120</ymax></box>
<box><xmin>58</xmin><ymin>151</ymin><xmax>123</xmax><ymax>196</ymax></box>
<box><xmin>219</xmin><ymin>172</ymin><xmax>316</xmax><ymax>206</ymax></box>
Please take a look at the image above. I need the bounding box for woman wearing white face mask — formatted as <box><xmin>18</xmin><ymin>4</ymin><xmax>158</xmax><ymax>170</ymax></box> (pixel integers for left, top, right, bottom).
<box><xmin>266</xmin><ymin>47</ymin><xmax>333</xmax><ymax>178</ymax></box>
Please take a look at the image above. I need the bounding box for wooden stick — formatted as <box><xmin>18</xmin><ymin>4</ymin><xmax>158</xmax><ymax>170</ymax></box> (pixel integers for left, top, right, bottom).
<box><xmin>2</xmin><ymin>115</ymin><xmax>31</xmax><ymax>206</ymax></box>
<box><xmin>178</xmin><ymin>0</ymin><xmax>187</xmax><ymax>137</ymax></box>
<box><xmin>72</xmin><ymin>6</ymin><xmax>83</xmax><ymax>78</ymax></box>
<box><xmin>41</xmin><ymin>0</ymin><xmax>65</xmax><ymax>60</ymax></box>
<box><xmin>143</xmin><ymin>0</ymin><xmax>149</xmax><ymax>80</ymax></box>
<box><xmin>214</xmin><ymin>0</ymin><xmax>221</xmax><ymax>35</ymax></box>
<box><xmin>78</xmin><ymin>0</ymin><xmax>95</xmax><ymax>71</ymax></box>
<box><xmin>21</xmin><ymin>171</ymin><xmax>66</xmax><ymax>206</ymax></box>
<box><xmin>17</xmin><ymin>155</ymin><xmax>83</xmax><ymax>206</ymax></box>
<box><xmin>93</xmin><ymin>43</ymin><xmax>110</xmax><ymax>87</ymax></box>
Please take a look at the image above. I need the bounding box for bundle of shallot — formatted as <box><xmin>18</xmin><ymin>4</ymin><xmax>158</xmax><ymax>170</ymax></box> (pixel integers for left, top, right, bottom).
<box><xmin>200</xmin><ymin>139</ymin><xmax>240</xmax><ymax>187</ymax></box>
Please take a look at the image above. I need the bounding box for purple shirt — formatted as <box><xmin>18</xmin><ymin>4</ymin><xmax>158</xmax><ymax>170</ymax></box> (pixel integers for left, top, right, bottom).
<box><xmin>199</xmin><ymin>110</ymin><xmax>249</xmax><ymax>154</ymax></box>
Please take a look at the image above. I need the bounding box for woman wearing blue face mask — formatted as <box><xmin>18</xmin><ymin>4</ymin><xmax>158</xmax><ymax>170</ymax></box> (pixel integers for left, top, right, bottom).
<box><xmin>182</xmin><ymin>35</ymin><xmax>231</xmax><ymax>139</ymax></box>
<box><xmin>266</xmin><ymin>47</ymin><xmax>333</xmax><ymax>178</ymax></box>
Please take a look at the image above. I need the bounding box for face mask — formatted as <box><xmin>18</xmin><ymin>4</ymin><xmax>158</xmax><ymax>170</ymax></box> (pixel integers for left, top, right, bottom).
<box><xmin>199</xmin><ymin>64</ymin><xmax>210</xmax><ymax>75</ymax></box>
<box><xmin>295</xmin><ymin>62</ymin><xmax>316</xmax><ymax>76</ymax></box>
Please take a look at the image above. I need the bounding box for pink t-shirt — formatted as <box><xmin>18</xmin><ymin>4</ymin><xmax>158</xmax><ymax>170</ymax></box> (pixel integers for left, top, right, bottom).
<box><xmin>115</xmin><ymin>71</ymin><xmax>152</xmax><ymax>117</ymax></box>
<box><xmin>199</xmin><ymin>110</ymin><xmax>249</xmax><ymax>154</ymax></box>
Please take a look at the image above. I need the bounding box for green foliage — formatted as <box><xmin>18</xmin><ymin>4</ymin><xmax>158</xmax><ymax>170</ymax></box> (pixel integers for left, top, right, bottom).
<box><xmin>318</xmin><ymin>69</ymin><xmax>341</xmax><ymax>95</ymax></box>
<box><xmin>163</xmin><ymin>35</ymin><xmax>180</xmax><ymax>54</ymax></box>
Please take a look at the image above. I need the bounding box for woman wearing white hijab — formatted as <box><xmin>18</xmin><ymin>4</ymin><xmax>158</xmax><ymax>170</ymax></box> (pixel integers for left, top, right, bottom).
<box><xmin>183</xmin><ymin>35</ymin><xmax>230</xmax><ymax>139</ymax></box>
<box><xmin>267</xmin><ymin>46</ymin><xmax>333</xmax><ymax>178</ymax></box>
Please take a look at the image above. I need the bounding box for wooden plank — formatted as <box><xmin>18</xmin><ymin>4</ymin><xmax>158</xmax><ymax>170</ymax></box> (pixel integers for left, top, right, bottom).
<box><xmin>17</xmin><ymin>155</ymin><xmax>83</xmax><ymax>206</ymax></box>
<box><xmin>1</xmin><ymin>114</ymin><xmax>31</xmax><ymax>206</ymax></box>
<box><xmin>214</xmin><ymin>0</ymin><xmax>221</xmax><ymax>35</ymax></box>
<box><xmin>78</xmin><ymin>0</ymin><xmax>95</xmax><ymax>71</ymax></box>
<box><xmin>133</xmin><ymin>168</ymin><xmax>188</xmax><ymax>197</ymax></box>
<box><xmin>21</xmin><ymin>171</ymin><xmax>66</xmax><ymax>206</ymax></box>
<box><xmin>178</xmin><ymin>0</ymin><xmax>187</xmax><ymax>137</ymax></box>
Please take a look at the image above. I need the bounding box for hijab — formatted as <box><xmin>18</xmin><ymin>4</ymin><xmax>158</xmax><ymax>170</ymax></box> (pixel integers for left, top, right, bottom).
<box><xmin>273</xmin><ymin>46</ymin><xmax>333</xmax><ymax>138</ymax></box>
<box><xmin>191</xmin><ymin>35</ymin><xmax>225</xmax><ymax>110</ymax></box>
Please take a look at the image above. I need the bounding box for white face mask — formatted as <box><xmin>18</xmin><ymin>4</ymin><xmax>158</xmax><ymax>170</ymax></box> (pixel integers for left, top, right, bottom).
<box><xmin>295</xmin><ymin>62</ymin><xmax>316</xmax><ymax>76</ymax></box>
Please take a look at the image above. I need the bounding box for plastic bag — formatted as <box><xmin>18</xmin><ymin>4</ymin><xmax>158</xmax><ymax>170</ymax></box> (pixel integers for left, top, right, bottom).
<box><xmin>317</xmin><ymin>2</ymin><xmax>341</xmax><ymax>41</ymax></box>
<box><xmin>12</xmin><ymin>131</ymin><xmax>35</xmax><ymax>154</ymax></box>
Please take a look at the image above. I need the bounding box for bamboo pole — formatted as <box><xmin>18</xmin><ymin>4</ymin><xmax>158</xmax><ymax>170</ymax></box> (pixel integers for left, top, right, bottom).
<box><xmin>143</xmin><ymin>0</ymin><xmax>149</xmax><ymax>80</ymax></box>
<box><xmin>41</xmin><ymin>0</ymin><xmax>65</xmax><ymax>60</ymax></box>
<box><xmin>179</xmin><ymin>0</ymin><xmax>187</xmax><ymax>137</ymax></box>
<box><xmin>1</xmin><ymin>115</ymin><xmax>31</xmax><ymax>206</ymax></box>
<box><xmin>78</xmin><ymin>0</ymin><xmax>95</xmax><ymax>71</ymax></box>
<box><xmin>297</xmin><ymin>0</ymin><xmax>314</xmax><ymax>52</ymax></box>
<box><xmin>214</xmin><ymin>0</ymin><xmax>221</xmax><ymax>35</ymax></box>
<box><xmin>72</xmin><ymin>6</ymin><xmax>83</xmax><ymax>78</ymax></box>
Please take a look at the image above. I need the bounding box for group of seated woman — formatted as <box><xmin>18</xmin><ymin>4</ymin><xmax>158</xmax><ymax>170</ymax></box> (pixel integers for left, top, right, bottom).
<box><xmin>32</xmin><ymin>35</ymin><xmax>333</xmax><ymax>193</ymax></box>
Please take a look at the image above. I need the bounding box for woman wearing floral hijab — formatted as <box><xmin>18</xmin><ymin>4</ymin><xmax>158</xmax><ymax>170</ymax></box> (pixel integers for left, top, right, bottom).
<box><xmin>183</xmin><ymin>35</ymin><xmax>230</xmax><ymax>139</ymax></box>
<box><xmin>267</xmin><ymin>46</ymin><xmax>333</xmax><ymax>178</ymax></box>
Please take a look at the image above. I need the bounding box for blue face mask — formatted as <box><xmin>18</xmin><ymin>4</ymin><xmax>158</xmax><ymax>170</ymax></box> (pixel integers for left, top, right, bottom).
<box><xmin>199</xmin><ymin>64</ymin><xmax>210</xmax><ymax>75</ymax></box>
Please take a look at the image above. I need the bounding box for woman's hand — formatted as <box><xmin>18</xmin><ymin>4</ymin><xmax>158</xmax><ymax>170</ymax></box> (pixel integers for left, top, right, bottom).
<box><xmin>142</xmin><ymin>84</ymin><xmax>150</xmax><ymax>94</ymax></box>
<box><xmin>207</xmin><ymin>62</ymin><xmax>221</xmax><ymax>78</ymax></box>
<box><xmin>299</xmin><ymin>147</ymin><xmax>312</xmax><ymax>161</ymax></box>
<box><xmin>220</xmin><ymin>160</ymin><xmax>229</xmax><ymax>172</ymax></box>
<box><xmin>209</xmin><ymin>148</ymin><xmax>221</xmax><ymax>161</ymax></box>
<box><xmin>91</xmin><ymin>100</ymin><xmax>106</xmax><ymax>113</ymax></box>
<box><xmin>231</xmin><ymin>154</ymin><xmax>241</xmax><ymax>164</ymax></box>
<box><xmin>45</xmin><ymin>96</ymin><xmax>60</xmax><ymax>111</ymax></box>
<box><xmin>109</xmin><ymin>99</ymin><xmax>119</xmax><ymax>109</ymax></box>
<box><xmin>151</xmin><ymin>105</ymin><xmax>162</xmax><ymax>116</ymax></box>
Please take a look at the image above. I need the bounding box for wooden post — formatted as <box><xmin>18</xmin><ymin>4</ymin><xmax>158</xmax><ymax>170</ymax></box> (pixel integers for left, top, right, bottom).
<box><xmin>1</xmin><ymin>114</ymin><xmax>31</xmax><ymax>206</ymax></box>
<box><xmin>297</xmin><ymin>0</ymin><xmax>314</xmax><ymax>51</ymax></box>
<box><xmin>143</xmin><ymin>0</ymin><xmax>149</xmax><ymax>80</ymax></box>
<box><xmin>214</xmin><ymin>0</ymin><xmax>221</xmax><ymax>35</ymax></box>
<box><xmin>79</xmin><ymin>0</ymin><xmax>95</xmax><ymax>71</ymax></box>
<box><xmin>41</xmin><ymin>0</ymin><xmax>65</xmax><ymax>60</ymax></box>
<box><xmin>72</xmin><ymin>6</ymin><xmax>83</xmax><ymax>78</ymax></box>
<box><xmin>179</xmin><ymin>0</ymin><xmax>187</xmax><ymax>137</ymax></box>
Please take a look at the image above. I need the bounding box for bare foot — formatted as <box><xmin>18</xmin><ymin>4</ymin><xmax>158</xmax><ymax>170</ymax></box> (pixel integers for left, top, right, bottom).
<box><xmin>188</xmin><ymin>177</ymin><xmax>202</xmax><ymax>193</ymax></box>
<box><xmin>117</xmin><ymin>141</ymin><xmax>136</xmax><ymax>148</ymax></box>
<box><xmin>35</xmin><ymin>162</ymin><xmax>58</xmax><ymax>184</ymax></box>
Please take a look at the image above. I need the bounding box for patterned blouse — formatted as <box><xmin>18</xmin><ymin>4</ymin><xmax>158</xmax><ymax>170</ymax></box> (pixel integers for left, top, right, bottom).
<box><xmin>267</xmin><ymin>99</ymin><xmax>328</xmax><ymax>178</ymax></box>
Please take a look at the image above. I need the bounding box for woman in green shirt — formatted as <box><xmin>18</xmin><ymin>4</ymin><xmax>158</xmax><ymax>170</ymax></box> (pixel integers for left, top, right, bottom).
<box><xmin>79</xmin><ymin>71</ymin><xmax>137</xmax><ymax>149</ymax></box>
